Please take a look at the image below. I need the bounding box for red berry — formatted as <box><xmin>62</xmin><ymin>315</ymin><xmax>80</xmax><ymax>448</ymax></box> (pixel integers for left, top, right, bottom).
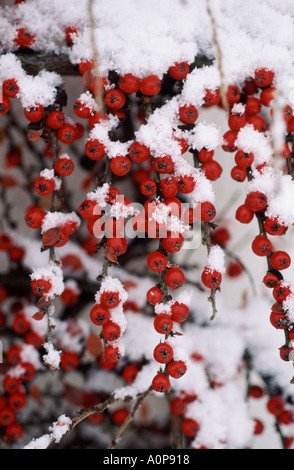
<box><xmin>100</xmin><ymin>291</ymin><xmax>120</xmax><ymax>309</ymax></box>
<box><xmin>235</xmin><ymin>204</ymin><xmax>254</xmax><ymax>224</ymax></box>
<box><xmin>78</xmin><ymin>60</ymin><xmax>93</xmax><ymax>74</ymax></box>
<box><xmin>0</xmin><ymin>407</ymin><xmax>16</xmax><ymax>426</ymax></box>
<box><xmin>249</xmin><ymin>385</ymin><xmax>264</xmax><ymax>399</ymax></box>
<box><xmin>106</xmin><ymin>236</ymin><xmax>128</xmax><ymax>257</ymax></box>
<box><xmin>247</xmin><ymin>115</ymin><xmax>267</xmax><ymax>132</ymax></box>
<box><xmin>12</xmin><ymin>313</ymin><xmax>30</xmax><ymax>334</ymax></box>
<box><xmin>73</xmin><ymin>99</ymin><xmax>93</xmax><ymax>119</ymax></box>
<box><xmin>152</xmin><ymin>373</ymin><xmax>170</xmax><ymax>393</ymax></box>
<box><xmin>170</xmin><ymin>397</ymin><xmax>187</xmax><ymax>415</ymax></box>
<box><xmin>104</xmin><ymin>344</ymin><xmax>121</xmax><ymax>363</ymax></box>
<box><xmin>263</xmin><ymin>272</ymin><xmax>280</xmax><ymax>289</ymax></box>
<box><xmin>234</xmin><ymin>150</ymin><xmax>254</xmax><ymax>168</ymax></box>
<box><xmin>128</xmin><ymin>142</ymin><xmax>150</xmax><ymax>163</ymax></box>
<box><xmin>162</xmin><ymin>232</ymin><xmax>184</xmax><ymax>253</ymax></box>
<box><xmin>226</xmin><ymin>85</ymin><xmax>241</xmax><ymax>106</ymax></box>
<box><xmin>102</xmin><ymin>321</ymin><xmax>121</xmax><ymax>342</ymax></box>
<box><xmin>251</xmin><ymin>235</ymin><xmax>272</xmax><ymax>256</ymax></box>
<box><xmin>14</xmin><ymin>27</ymin><xmax>35</xmax><ymax>48</ymax></box>
<box><xmin>140</xmin><ymin>75</ymin><xmax>161</xmax><ymax>96</ymax></box>
<box><xmin>260</xmin><ymin>87</ymin><xmax>276</xmax><ymax>107</ymax></box>
<box><xmin>118</xmin><ymin>74</ymin><xmax>140</xmax><ymax>94</ymax></box>
<box><xmin>154</xmin><ymin>155</ymin><xmax>174</xmax><ymax>174</ymax></box>
<box><xmin>24</xmin><ymin>104</ymin><xmax>44</xmax><ymax>122</ymax></box>
<box><xmin>181</xmin><ymin>417</ymin><xmax>199</xmax><ymax>437</ymax></box>
<box><xmin>8</xmin><ymin>392</ymin><xmax>26</xmax><ymax>411</ymax></box>
<box><xmin>267</xmin><ymin>396</ymin><xmax>284</xmax><ymax>416</ymax></box>
<box><xmin>147</xmin><ymin>287</ymin><xmax>162</xmax><ymax>305</ymax></box>
<box><xmin>60</xmin><ymin>287</ymin><xmax>79</xmax><ymax>306</ymax></box>
<box><xmin>254</xmin><ymin>68</ymin><xmax>274</xmax><ymax>88</ymax></box>
<box><xmin>122</xmin><ymin>365</ymin><xmax>139</xmax><ymax>384</ymax></box>
<box><xmin>169</xmin><ymin>62</ymin><xmax>189</xmax><ymax>80</ymax></box>
<box><xmin>228</xmin><ymin>112</ymin><xmax>247</xmax><ymax>131</ymax></box>
<box><xmin>245</xmin><ymin>192</ymin><xmax>267</xmax><ymax>212</ymax></box>
<box><xmin>167</xmin><ymin>360</ymin><xmax>187</xmax><ymax>378</ymax></box>
<box><xmin>153</xmin><ymin>342</ymin><xmax>174</xmax><ymax>364</ymax></box>
<box><xmin>201</xmin><ymin>268</ymin><xmax>222</xmax><ymax>289</ymax></box>
<box><xmin>200</xmin><ymin>202</ymin><xmax>216</xmax><ymax>222</ymax></box>
<box><xmin>79</xmin><ymin>199</ymin><xmax>97</xmax><ymax>220</ymax></box>
<box><xmin>0</xmin><ymin>95</ymin><xmax>11</xmax><ymax>115</ymax></box>
<box><xmin>202</xmin><ymin>160</ymin><xmax>223</xmax><ymax>181</ymax></box>
<box><xmin>222</xmin><ymin>130</ymin><xmax>238</xmax><ymax>152</ymax></box>
<box><xmin>54</xmin><ymin>156</ymin><xmax>74</xmax><ymax>176</ymax></box>
<box><xmin>270</xmin><ymin>251</ymin><xmax>291</xmax><ymax>270</ymax></box>
<box><xmin>198</xmin><ymin>148</ymin><xmax>214</xmax><ymax>163</ymax></box>
<box><xmin>57</xmin><ymin>124</ymin><xmax>76</xmax><ymax>144</ymax></box>
<box><xmin>245</xmin><ymin>97</ymin><xmax>261</xmax><ymax>115</ymax></box>
<box><xmin>270</xmin><ymin>311</ymin><xmax>288</xmax><ymax>329</ymax></box>
<box><xmin>253</xmin><ymin>418</ymin><xmax>264</xmax><ymax>435</ymax></box>
<box><xmin>105</xmin><ymin>89</ymin><xmax>126</xmax><ymax>111</ymax></box>
<box><xmin>280</xmin><ymin>345</ymin><xmax>294</xmax><ymax>362</ymax></box>
<box><xmin>46</xmin><ymin>110</ymin><xmax>65</xmax><ymax>129</ymax></box>
<box><xmin>25</xmin><ymin>207</ymin><xmax>45</xmax><ymax>229</ymax></box>
<box><xmin>178</xmin><ymin>104</ymin><xmax>198</xmax><ymax>124</ymax></box>
<box><xmin>153</xmin><ymin>314</ymin><xmax>173</xmax><ymax>334</ymax></box>
<box><xmin>147</xmin><ymin>251</ymin><xmax>167</xmax><ymax>273</ymax></box>
<box><xmin>85</xmin><ymin>139</ymin><xmax>106</xmax><ymax>160</ymax></box>
<box><xmin>112</xmin><ymin>407</ymin><xmax>129</xmax><ymax>425</ymax></box>
<box><xmin>110</xmin><ymin>156</ymin><xmax>131</xmax><ymax>176</ymax></box>
<box><xmin>3</xmin><ymin>79</ymin><xmax>19</xmax><ymax>98</ymax></box>
<box><xmin>159</xmin><ymin>177</ymin><xmax>178</xmax><ymax>198</ymax></box>
<box><xmin>165</xmin><ymin>266</ymin><xmax>185</xmax><ymax>289</ymax></box>
<box><xmin>202</xmin><ymin>89</ymin><xmax>220</xmax><ymax>108</ymax></box>
<box><xmin>3</xmin><ymin>376</ymin><xmax>21</xmax><ymax>394</ymax></box>
<box><xmin>31</xmin><ymin>278</ymin><xmax>52</xmax><ymax>297</ymax></box>
<box><xmin>170</xmin><ymin>302</ymin><xmax>189</xmax><ymax>323</ymax></box>
<box><xmin>273</xmin><ymin>282</ymin><xmax>291</xmax><ymax>302</ymax></box>
<box><xmin>90</xmin><ymin>304</ymin><xmax>110</xmax><ymax>325</ymax></box>
<box><xmin>140</xmin><ymin>178</ymin><xmax>157</xmax><ymax>197</ymax></box>
<box><xmin>177</xmin><ymin>174</ymin><xmax>196</xmax><ymax>194</ymax></box>
<box><xmin>61</xmin><ymin>351</ymin><xmax>79</xmax><ymax>371</ymax></box>
<box><xmin>34</xmin><ymin>176</ymin><xmax>55</xmax><ymax>196</ymax></box>
<box><xmin>0</xmin><ymin>233</ymin><xmax>12</xmax><ymax>250</ymax></box>
<box><xmin>231</xmin><ymin>166</ymin><xmax>247</xmax><ymax>182</ymax></box>
<box><xmin>65</xmin><ymin>26</ymin><xmax>78</xmax><ymax>45</ymax></box>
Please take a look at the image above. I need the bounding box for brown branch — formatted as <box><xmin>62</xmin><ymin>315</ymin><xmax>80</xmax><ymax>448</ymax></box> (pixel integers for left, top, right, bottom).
<box><xmin>14</xmin><ymin>51</ymin><xmax>79</xmax><ymax>76</ymax></box>
<box><xmin>107</xmin><ymin>385</ymin><xmax>153</xmax><ymax>449</ymax></box>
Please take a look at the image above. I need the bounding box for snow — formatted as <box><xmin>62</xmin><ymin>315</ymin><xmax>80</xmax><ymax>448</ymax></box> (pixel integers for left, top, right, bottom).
<box><xmin>30</xmin><ymin>261</ymin><xmax>65</xmax><ymax>300</ymax></box>
<box><xmin>42</xmin><ymin>342</ymin><xmax>62</xmax><ymax>371</ymax></box>
<box><xmin>236</xmin><ymin>125</ymin><xmax>273</xmax><ymax>166</ymax></box>
<box><xmin>41</xmin><ymin>211</ymin><xmax>81</xmax><ymax>234</ymax></box>
<box><xmin>188</xmin><ymin>122</ymin><xmax>222</xmax><ymax>151</ymax></box>
<box><xmin>205</xmin><ymin>245</ymin><xmax>225</xmax><ymax>274</ymax></box>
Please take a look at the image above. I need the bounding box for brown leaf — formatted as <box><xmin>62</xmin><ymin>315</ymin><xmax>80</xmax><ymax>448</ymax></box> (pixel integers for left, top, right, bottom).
<box><xmin>0</xmin><ymin>175</ymin><xmax>19</xmax><ymax>188</ymax></box>
<box><xmin>105</xmin><ymin>247</ymin><xmax>118</xmax><ymax>264</ymax></box>
<box><xmin>64</xmin><ymin>384</ymin><xmax>84</xmax><ymax>407</ymax></box>
<box><xmin>86</xmin><ymin>333</ymin><xmax>103</xmax><ymax>358</ymax></box>
<box><xmin>27</xmin><ymin>130</ymin><xmax>42</xmax><ymax>142</ymax></box>
<box><xmin>29</xmin><ymin>384</ymin><xmax>42</xmax><ymax>403</ymax></box>
<box><xmin>32</xmin><ymin>311</ymin><xmax>45</xmax><ymax>321</ymax></box>
<box><xmin>42</xmin><ymin>228</ymin><xmax>61</xmax><ymax>248</ymax></box>
<box><xmin>36</xmin><ymin>296</ymin><xmax>51</xmax><ymax>310</ymax></box>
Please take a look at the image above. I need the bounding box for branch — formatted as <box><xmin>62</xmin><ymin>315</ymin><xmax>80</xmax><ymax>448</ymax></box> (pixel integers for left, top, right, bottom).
<box><xmin>107</xmin><ymin>385</ymin><xmax>153</xmax><ymax>449</ymax></box>
<box><xmin>14</xmin><ymin>51</ymin><xmax>79</xmax><ymax>76</ymax></box>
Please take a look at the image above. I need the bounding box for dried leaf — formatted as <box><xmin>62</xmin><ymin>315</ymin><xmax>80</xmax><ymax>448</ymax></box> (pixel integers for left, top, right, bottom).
<box><xmin>32</xmin><ymin>311</ymin><xmax>45</xmax><ymax>321</ymax></box>
<box><xmin>42</xmin><ymin>228</ymin><xmax>61</xmax><ymax>248</ymax></box>
<box><xmin>86</xmin><ymin>333</ymin><xmax>103</xmax><ymax>357</ymax></box>
<box><xmin>0</xmin><ymin>174</ymin><xmax>19</xmax><ymax>188</ymax></box>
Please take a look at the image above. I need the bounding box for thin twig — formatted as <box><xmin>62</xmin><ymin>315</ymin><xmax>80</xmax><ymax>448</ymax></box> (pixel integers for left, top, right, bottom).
<box><xmin>107</xmin><ymin>385</ymin><xmax>153</xmax><ymax>449</ymax></box>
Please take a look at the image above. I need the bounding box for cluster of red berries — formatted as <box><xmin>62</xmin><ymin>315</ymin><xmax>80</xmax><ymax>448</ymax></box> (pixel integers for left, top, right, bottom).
<box><xmin>90</xmin><ymin>285</ymin><xmax>124</xmax><ymax>370</ymax></box>
<box><xmin>0</xmin><ymin>341</ymin><xmax>37</xmax><ymax>443</ymax></box>
<box><xmin>0</xmin><ymin>233</ymin><xmax>25</xmax><ymax>264</ymax></box>
<box><xmin>221</xmin><ymin>68</ymin><xmax>294</xmax><ymax>364</ymax></box>
<box><xmin>170</xmin><ymin>393</ymin><xmax>200</xmax><ymax>440</ymax></box>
